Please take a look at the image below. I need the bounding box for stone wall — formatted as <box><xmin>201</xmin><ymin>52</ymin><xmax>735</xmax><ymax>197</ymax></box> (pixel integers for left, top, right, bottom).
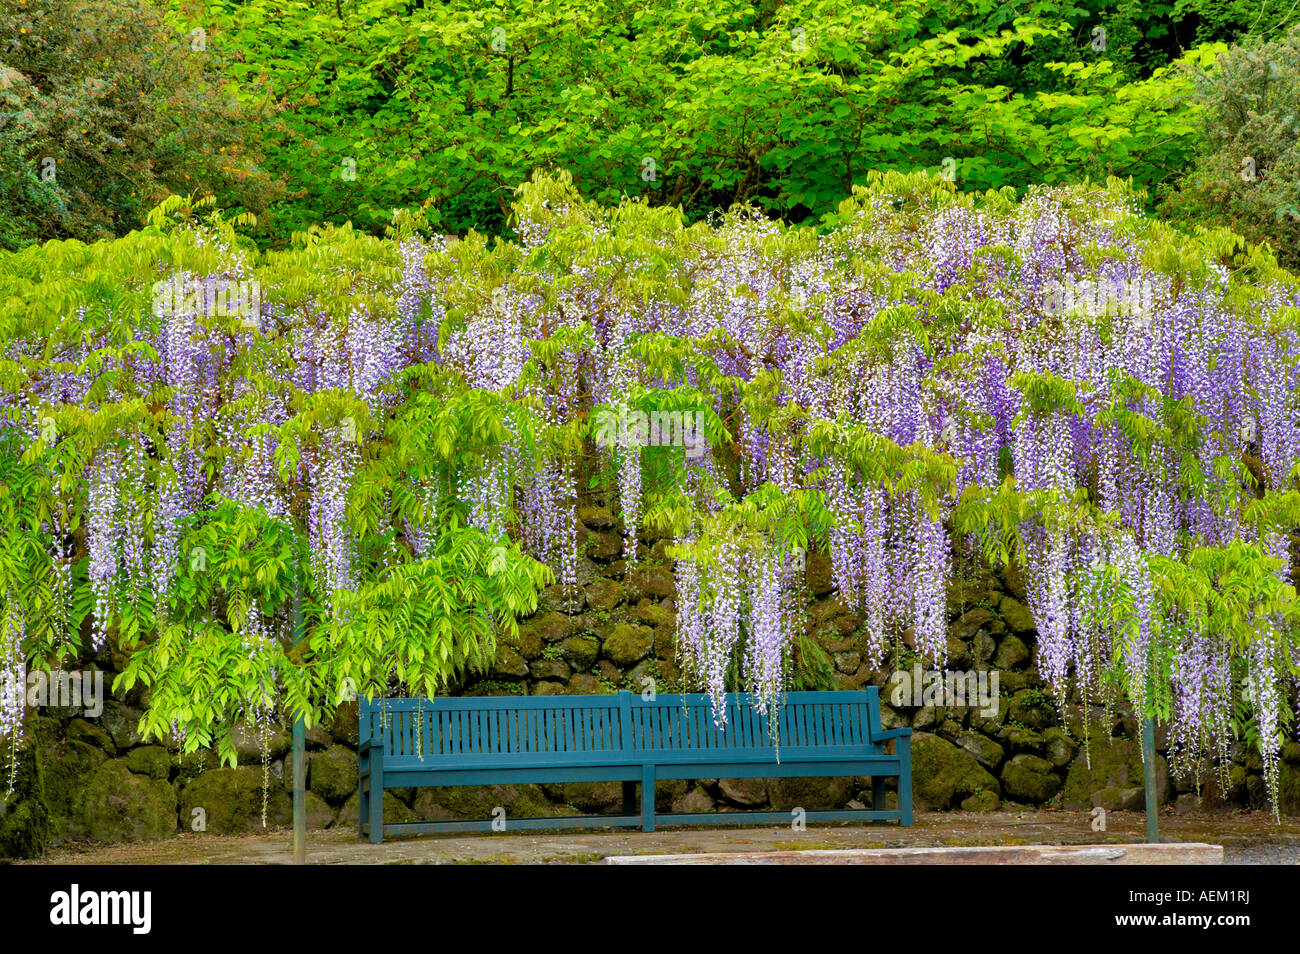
<box><xmin>3</xmin><ymin>502</ymin><xmax>1298</xmax><ymax>858</ymax></box>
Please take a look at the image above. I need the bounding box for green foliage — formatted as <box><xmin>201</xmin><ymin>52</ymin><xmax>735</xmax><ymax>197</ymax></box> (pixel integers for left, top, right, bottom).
<box><xmin>157</xmin><ymin>0</ymin><xmax>1231</xmax><ymax>244</ymax></box>
<box><xmin>0</xmin><ymin>0</ymin><xmax>282</xmax><ymax>250</ymax></box>
<box><xmin>1164</xmin><ymin>25</ymin><xmax>1300</xmax><ymax>267</ymax></box>
<box><xmin>790</xmin><ymin>632</ymin><xmax>837</xmax><ymax>692</ymax></box>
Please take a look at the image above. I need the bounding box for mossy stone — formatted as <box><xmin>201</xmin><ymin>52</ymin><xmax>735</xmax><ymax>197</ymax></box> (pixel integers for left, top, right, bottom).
<box><xmin>559</xmin><ymin>635</ymin><xmax>600</xmax><ymax>671</ymax></box>
<box><xmin>339</xmin><ymin>790</ymin><xmax>416</xmax><ymax>827</ymax></box>
<box><xmin>603</xmin><ymin>622</ymin><xmax>654</xmax><ymax>665</ymax></box>
<box><xmin>1001</xmin><ymin>754</ymin><xmax>1061</xmax><ymax>803</ymax></box>
<box><xmin>1062</xmin><ymin>739</ymin><xmax>1171</xmax><ymax>809</ymax></box>
<box><xmin>36</xmin><ymin>737</ymin><xmax>106</xmax><ymax>840</ymax></box>
<box><xmin>0</xmin><ymin>735</ymin><xmax>48</xmax><ymax>858</ymax></box>
<box><xmin>309</xmin><ymin>745</ymin><xmax>359</xmax><ymax>804</ymax></box>
<box><xmin>994</xmin><ymin>635</ymin><xmax>1030</xmax><ymax>669</ymax></box>
<box><xmin>179</xmin><ymin>766</ymin><xmax>292</xmax><ymax>835</ymax></box>
<box><xmin>67</xmin><ymin>718</ymin><xmax>116</xmax><ymax>754</ymax></box>
<box><xmin>960</xmin><ymin>789</ymin><xmax>1001</xmax><ymax>812</ymax></box>
<box><xmin>126</xmin><ymin>745</ymin><xmax>173</xmax><ymax>780</ymax></box>
<box><xmin>998</xmin><ymin>596</ymin><xmax>1036</xmax><ymax>634</ymax></box>
<box><xmin>84</xmin><ymin>761</ymin><xmax>177</xmax><ymax>842</ymax></box>
<box><xmin>910</xmin><ymin>732</ymin><xmax>1000</xmax><ymax>810</ymax></box>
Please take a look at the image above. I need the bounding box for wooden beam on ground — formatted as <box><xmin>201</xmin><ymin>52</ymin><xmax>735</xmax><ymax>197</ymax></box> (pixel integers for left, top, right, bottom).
<box><xmin>603</xmin><ymin>843</ymin><xmax>1224</xmax><ymax>865</ymax></box>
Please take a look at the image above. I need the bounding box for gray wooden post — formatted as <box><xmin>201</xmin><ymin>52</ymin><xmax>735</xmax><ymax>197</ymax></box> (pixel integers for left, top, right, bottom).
<box><xmin>1141</xmin><ymin>715</ymin><xmax>1158</xmax><ymax>843</ymax></box>
<box><xmin>292</xmin><ymin>563</ymin><xmax>306</xmax><ymax>865</ymax></box>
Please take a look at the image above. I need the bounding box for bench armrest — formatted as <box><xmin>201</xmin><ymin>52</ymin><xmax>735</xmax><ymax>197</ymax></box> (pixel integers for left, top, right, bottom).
<box><xmin>873</xmin><ymin>727</ymin><xmax>912</xmax><ymax>742</ymax></box>
<box><xmin>359</xmin><ymin>738</ymin><xmax>385</xmax><ymax>755</ymax></box>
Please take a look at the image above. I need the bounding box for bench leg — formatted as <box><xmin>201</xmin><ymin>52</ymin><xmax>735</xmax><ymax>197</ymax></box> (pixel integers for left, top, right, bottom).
<box><xmin>641</xmin><ymin>765</ymin><xmax>655</xmax><ymax>833</ymax></box>
<box><xmin>358</xmin><ymin>767</ymin><xmax>368</xmax><ymax>839</ymax></box>
<box><xmin>898</xmin><ymin>738</ymin><xmax>913</xmax><ymax>826</ymax></box>
<box><xmin>368</xmin><ymin>752</ymin><xmax>385</xmax><ymax>844</ymax></box>
<box><xmin>871</xmin><ymin>776</ymin><xmax>885</xmax><ymax>812</ymax></box>
<box><xmin>622</xmin><ymin>781</ymin><xmax>637</xmax><ymax>816</ymax></box>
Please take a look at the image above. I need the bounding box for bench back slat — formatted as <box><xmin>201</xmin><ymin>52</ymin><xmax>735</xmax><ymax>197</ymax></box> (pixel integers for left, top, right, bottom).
<box><xmin>361</xmin><ymin>689</ymin><xmax>888</xmax><ymax>761</ymax></box>
<box><xmin>363</xmin><ymin>696</ymin><xmax>631</xmax><ymax>758</ymax></box>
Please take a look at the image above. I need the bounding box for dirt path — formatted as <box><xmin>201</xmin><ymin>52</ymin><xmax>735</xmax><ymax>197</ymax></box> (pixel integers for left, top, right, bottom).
<box><xmin>19</xmin><ymin>809</ymin><xmax>1300</xmax><ymax>864</ymax></box>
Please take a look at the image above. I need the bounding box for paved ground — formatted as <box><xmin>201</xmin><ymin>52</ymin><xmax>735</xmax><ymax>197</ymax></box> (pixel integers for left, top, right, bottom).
<box><xmin>20</xmin><ymin>809</ymin><xmax>1300</xmax><ymax>864</ymax></box>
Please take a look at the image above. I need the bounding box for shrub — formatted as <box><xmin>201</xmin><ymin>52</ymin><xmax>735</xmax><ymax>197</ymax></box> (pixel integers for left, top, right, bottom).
<box><xmin>0</xmin><ymin>0</ymin><xmax>281</xmax><ymax>250</ymax></box>
<box><xmin>1164</xmin><ymin>26</ymin><xmax>1300</xmax><ymax>267</ymax></box>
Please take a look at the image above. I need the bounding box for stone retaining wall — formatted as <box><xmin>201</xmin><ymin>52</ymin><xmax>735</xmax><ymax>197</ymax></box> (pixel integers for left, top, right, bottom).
<box><xmin>3</xmin><ymin>503</ymin><xmax>1298</xmax><ymax>857</ymax></box>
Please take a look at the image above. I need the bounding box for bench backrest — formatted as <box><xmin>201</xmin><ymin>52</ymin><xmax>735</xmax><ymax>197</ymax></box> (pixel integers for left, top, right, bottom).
<box><xmin>627</xmin><ymin>691</ymin><xmax>878</xmax><ymax>754</ymax></box>
<box><xmin>360</xmin><ymin>688</ymin><xmax>888</xmax><ymax>761</ymax></box>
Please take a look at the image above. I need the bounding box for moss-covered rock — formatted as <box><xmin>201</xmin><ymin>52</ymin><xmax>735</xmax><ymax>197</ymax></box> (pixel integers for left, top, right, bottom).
<box><xmin>179</xmin><ymin>766</ymin><xmax>292</xmax><ymax>834</ymax></box>
<box><xmin>492</xmin><ymin>644</ymin><xmax>530</xmax><ymax>678</ymax></box>
<box><xmin>125</xmin><ymin>745</ymin><xmax>172</xmax><ymax>781</ymax></box>
<box><xmin>806</xmin><ymin>552</ymin><xmax>834</xmax><ymax>596</ymax></box>
<box><xmin>0</xmin><ymin>735</ymin><xmax>48</xmax><ymax>858</ymax></box>
<box><xmin>584</xmin><ymin>530</ymin><xmax>624</xmax><ymax>561</ymax></box>
<box><xmin>910</xmin><ymin>732</ymin><xmax>1000</xmax><ymax>809</ymax></box>
<box><xmin>951</xmin><ymin>608</ymin><xmax>993</xmax><ymax>641</ymax></box>
<box><xmin>559</xmin><ymin>635</ymin><xmax>600</xmax><ymax>671</ymax></box>
<box><xmin>1043</xmin><ymin>728</ymin><xmax>1077</xmax><ymax>768</ymax></box>
<box><xmin>1001</xmin><ymin>754</ymin><xmax>1061</xmax><ymax>803</ymax></box>
<box><xmin>309</xmin><ymin>745</ymin><xmax>358</xmax><ymax>804</ymax></box>
<box><xmin>36</xmin><ymin>737</ymin><xmax>106</xmax><ymax>840</ymax></box>
<box><xmin>672</xmin><ymin>786</ymin><xmax>715</xmax><ymax>813</ymax></box>
<box><xmin>229</xmin><ymin>721</ymin><xmax>291</xmax><ymax>766</ymax></box>
<box><xmin>304</xmin><ymin>791</ymin><xmax>334</xmax><ymax>830</ymax></box>
<box><xmin>1008</xmin><ymin>689</ymin><xmax>1056</xmax><ymax>729</ymax></box>
<box><xmin>1278</xmin><ymin>762</ymin><xmax>1300</xmax><ymax>816</ymax></box>
<box><xmin>339</xmin><ymin>790</ymin><xmax>416</xmax><ymax>827</ymax></box>
<box><xmin>993</xmin><ymin>635</ymin><xmax>1030</xmax><ymax>669</ymax></box>
<box><xmin>998</xmin><ymin>596</ymin><xmax>1036</xmax><ymax>634</ymax></box>
<box><xmin>1062</xmin><ymin>740</ymin><xmax>1171</xmax><ymax>809</ymax></box>
<box><xmin>529</xmin><ymin>658</ymin><xmax>571</xmax><ymax>681</ymax></box>
<box><xmin>330</xmin><ymin>701</ymin><xmax>360</xmax><ymax>747</ymax></box>
<box><xmin>410</xmin><ymin>784</ymin><xmax>574</xmax><ymax>821</ymax></box>
<box><xmin>1090</xmin><ymin>787</ymin><xmax>1144</xmax><ymax>811</ymax></box>
<box><xmin>66</xmin><ymin>718</ymin><xmax>116</xmax><ymax>754</ymax></box>
<box><xmin>539</xmin><ymin>583</ymin><xmax>587</xmax><ymax>614</ymax></box>
<box><xmin>603</xmin><ymin>622</ymin><xmax>654</xmax><ymax>665</ymax></box>
<box><xmin>768</xmin><ymin>776</ymin><xmax>854</xmax><ymax>811</ymax></box>
<box><xmin>954</xmin><ymin>732</ymin><xmax>1005</xmax><ymax>770</ymax></box>
<box><xmin>540</xmin><ymin>781</ymin><xmax>625</xmax><ymax>812</ymax></box>
<box><xmin>527</xmin><ymin>611</ymin><xmax>573</xmax><ymax>644</ymax></box>
<box><xmin>578</xmin><ymin>504</ymin><xmax>616</xmax><ymax>529</ymax></box>
<box><xmin>584</xmin><ymin>578</ymin><xmax>625</xmax><ymax>613</ymax></box>
<box><xmin>1001</xmin><ymin>558</ymin><xmax>1029</xmax><ymax>600</ymax></box>
<box><xmin>1000</xmin><ymin>725</ymin><xmax>1046</xmax><ymax>753</ymax></box>
<box><xmin>84</xmin><ymin>761</ymin><xmax>176</xmax><ymax>842</ymax></box>
<box><xmin>960</xmin><ymin>789</ymin><xmax>1000</xmax><ymax>812</ymax></box>
<box><xmin>502</xmin><ymin>620</ymin><xmax>543</xmax><ymax>660</ymax></box>
<box><xmin>631</xmin><ymin>598</ymin><xmax>675</xmax><ymax>629</ymax></box>
<box><xmin>99</xmin><ymin>701</ymin><xmax>143</xmax><ymax>751</ymax></box>
<box><xmin>716</xmin><ymin>777</ymin><xmax>768</xmax><ymax>807</ymax></box>
<box><xmin>568</xmin><ymin>672</ymin><xmax>602</xmax><ymax>694</ymax></box>
<box><xmin>626</xmin><ymin>566</ymin><xmax>675</xmax><ymax>601</ymax></box>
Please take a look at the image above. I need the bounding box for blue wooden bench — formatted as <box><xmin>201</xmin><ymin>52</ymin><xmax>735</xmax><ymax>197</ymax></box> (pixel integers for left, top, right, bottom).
<box><xmin>357</xmin><ymin>688</ymin><xmax>912</xmax><ymax>842</ymax></box>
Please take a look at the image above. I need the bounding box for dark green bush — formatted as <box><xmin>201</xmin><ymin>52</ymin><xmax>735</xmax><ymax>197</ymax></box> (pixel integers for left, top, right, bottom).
<box><xmin>0</xmin><ymin>0</ymin><xmax>281</xmax><ymax>250</ymax></box>
<box><xmin>1165</xmin><ymin>26</ymin><xmax>1300</xmax><ymax>267</ymax></box>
